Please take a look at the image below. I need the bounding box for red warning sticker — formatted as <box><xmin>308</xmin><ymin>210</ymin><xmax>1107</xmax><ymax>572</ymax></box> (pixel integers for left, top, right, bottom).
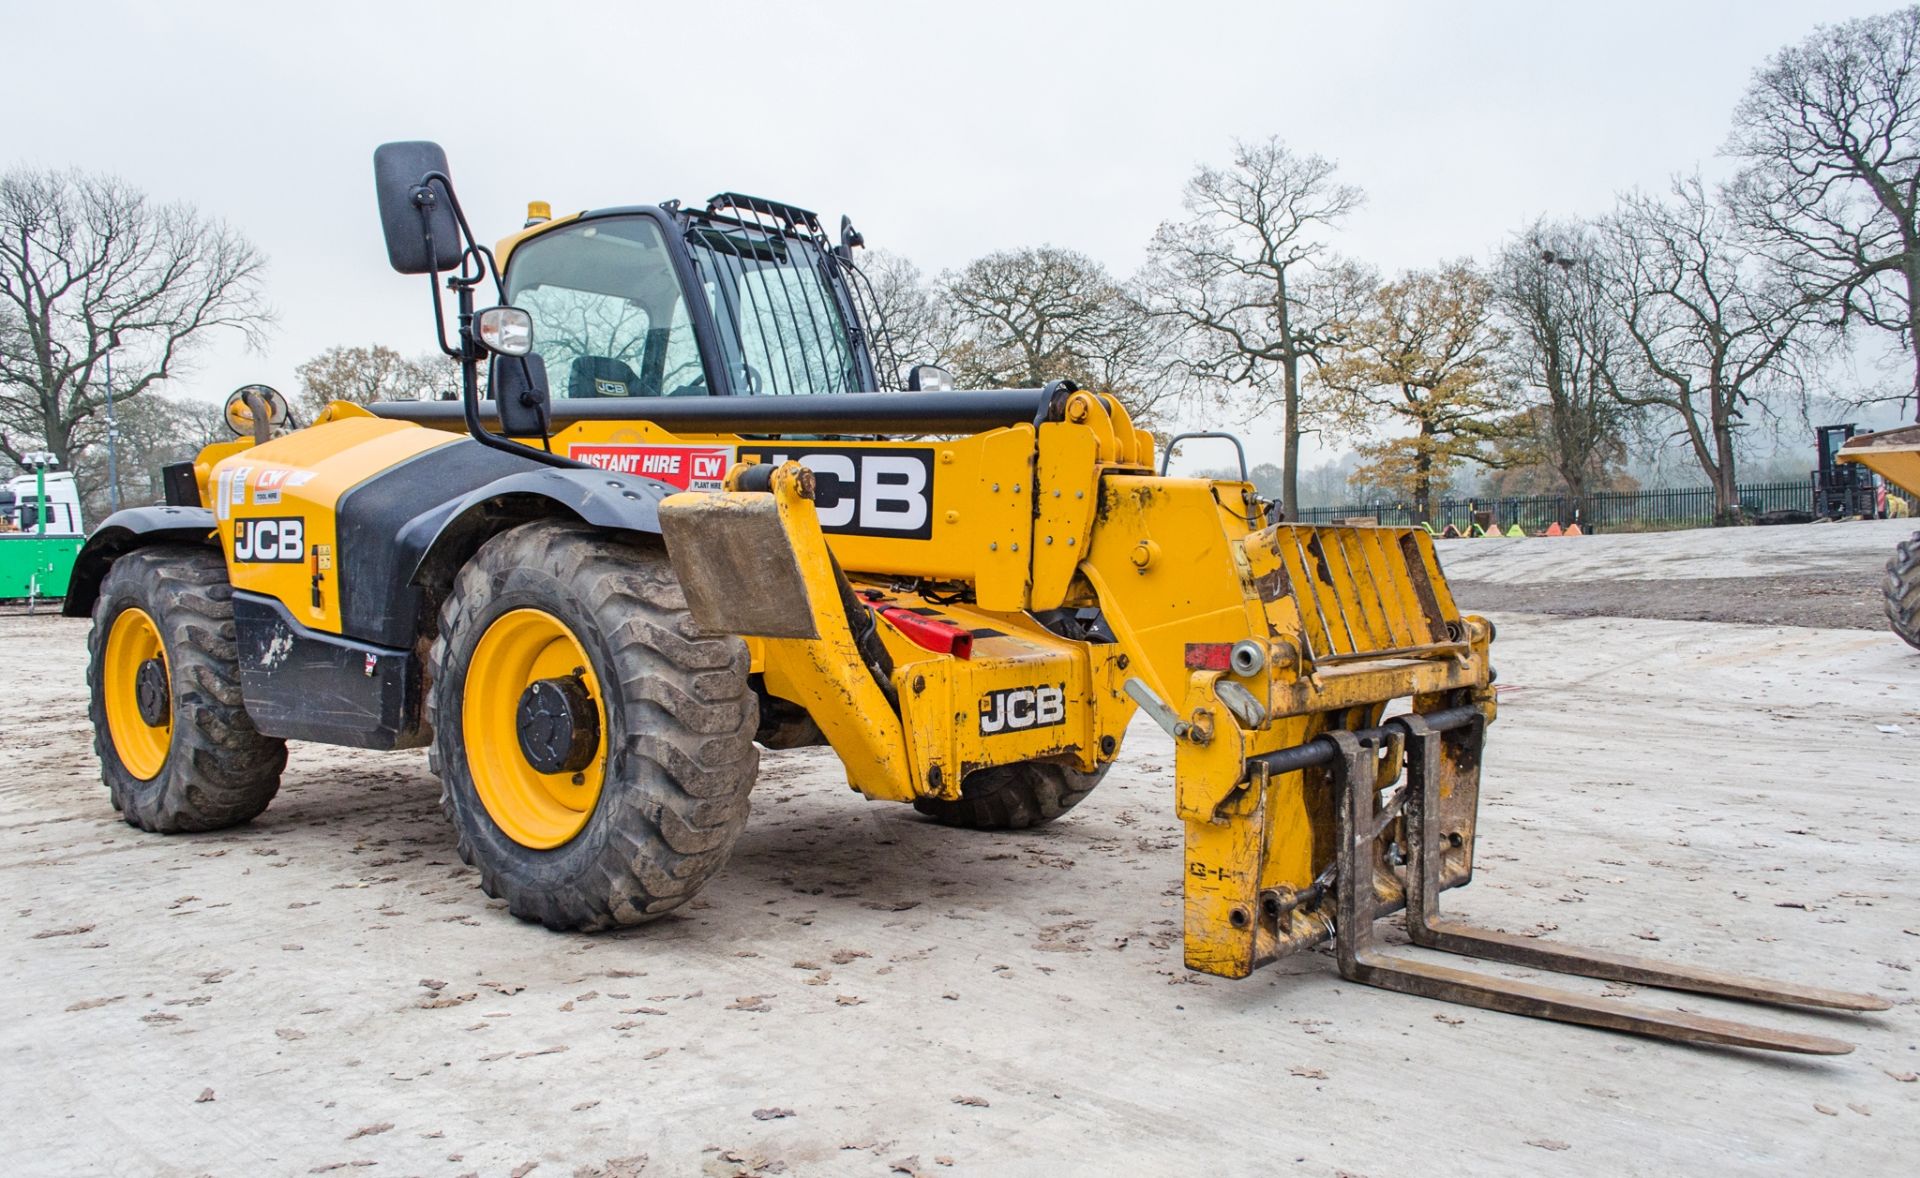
<box><xmin>567</xmin><ymin>444</ymin><xmax>733</xmax><ymax>491</ymax></box>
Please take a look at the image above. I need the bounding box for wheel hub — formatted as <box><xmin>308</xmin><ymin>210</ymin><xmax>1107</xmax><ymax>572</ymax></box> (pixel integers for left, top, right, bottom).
<box><xmin>134</xmin><ymin>658</ymin><xmax>170</xmax><ymax>727</ymax></box>
<box><xmin>103</xmin><ymin>606</ymin><xmax>171</xmax><ymax>781</ymax></box>
<box><xmin>515</xmin><ymin>675</ymin><xmax>600</xmax><ymax>776</ymax></box>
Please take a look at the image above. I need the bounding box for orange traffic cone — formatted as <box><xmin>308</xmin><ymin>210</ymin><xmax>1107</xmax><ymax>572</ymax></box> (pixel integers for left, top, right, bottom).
<box><xmin>1544</xmin><ymin>521</ymin><xmax>1563</xmax><ymax>537</ymax></box>
<box><xmin>1565</xmin><ymin>523</ymin><xmax>1584</xmax><ymax>537</ymax></box>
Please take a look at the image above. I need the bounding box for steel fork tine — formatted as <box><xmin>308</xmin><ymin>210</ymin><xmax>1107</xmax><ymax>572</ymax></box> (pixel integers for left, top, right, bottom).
<box><xmin>1329</xmin><ymin>726</ymin><xmax>1869</xmax><ymax>1054</ymax></box>
<box><xmin>1397</xmin><ymin>716</ymin><xmax>1891</xmax><ymax>1014</ymax></box>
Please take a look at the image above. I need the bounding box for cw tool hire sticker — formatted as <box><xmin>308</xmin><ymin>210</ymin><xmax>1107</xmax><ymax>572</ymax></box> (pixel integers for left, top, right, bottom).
<box><xmin>568</xmin><ymin>443</ymin><xmax>733</xmax><ymax>492</ymax></box>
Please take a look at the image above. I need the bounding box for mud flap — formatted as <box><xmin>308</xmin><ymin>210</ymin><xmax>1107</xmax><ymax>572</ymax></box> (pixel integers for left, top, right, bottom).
<box><xmin>659</xmin><ymin>486</ymin><xmax>819</xmax><ymax>640</ymax></box>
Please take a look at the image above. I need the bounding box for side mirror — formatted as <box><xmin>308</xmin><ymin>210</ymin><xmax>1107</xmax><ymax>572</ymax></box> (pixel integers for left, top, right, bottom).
<box><xmin>373</xmin><ymin>141</ymin><xmax>463</xmax><ymax>275</ymax></box>
<box><xmin>493</xmin><ymin>353</ymin><xmax>551</xmax><ymax>438</ymax></box>
<box><xmin>906</xmin><ymin>363</ymin><xmax>954</xmax><ymax>392</ymax></box>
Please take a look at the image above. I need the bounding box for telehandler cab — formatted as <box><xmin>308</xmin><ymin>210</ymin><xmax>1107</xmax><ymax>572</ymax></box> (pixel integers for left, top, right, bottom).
<box><xmin>68</xmin><ymin>142</ymin><xmax>1887</xmax><ymax>1054</ymax></box>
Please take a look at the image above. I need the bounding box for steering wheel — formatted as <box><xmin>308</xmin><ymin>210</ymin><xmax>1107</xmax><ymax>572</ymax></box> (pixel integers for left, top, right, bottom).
<box><xmin>736</xmin><ymin>363</ymin><xmax>763</xmax><ymax>395</ymax></box>
<box><xmin>663</xmin><ymin>359</ymin><xmax>705</xmax><ymax>397</ymax></box>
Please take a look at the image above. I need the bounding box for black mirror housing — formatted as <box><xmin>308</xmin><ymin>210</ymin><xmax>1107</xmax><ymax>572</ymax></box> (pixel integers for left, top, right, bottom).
<box><xmin>493</xmin><ymin>353</ymin><xmax>552</xmax><ymax>438</ymax></box>
<box><xmin>373</xmin><ymin>141</ymin><xmax>463</xmax><ymax>275</ymax></box>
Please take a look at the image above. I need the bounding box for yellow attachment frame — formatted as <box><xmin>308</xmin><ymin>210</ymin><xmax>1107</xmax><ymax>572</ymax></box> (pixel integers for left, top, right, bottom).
<box><xmin>1070</xmin><ymin>469</ymin><xmax>1493</xmax><ymax>977</ymax></box>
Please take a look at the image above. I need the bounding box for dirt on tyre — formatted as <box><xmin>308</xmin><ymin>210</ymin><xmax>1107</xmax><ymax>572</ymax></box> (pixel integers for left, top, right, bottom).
<box><xmin>1888</xmin><ymin>533</ymin><xmax>1920</xmax><ymax>651</ymax></box>
<box><xmin>913</xmin><ymin>760</ymin><xmax>1110</xmax><ymax>830</ymax></box>
<box><xmin>429</xmin><ymin>520</ymin><xmax>760</xmax><ymax>930</ymax></box>
<box><xmin>87</xmin><ymin>545</ymin><xmax>288</xmax><ymax>831</ymax></box>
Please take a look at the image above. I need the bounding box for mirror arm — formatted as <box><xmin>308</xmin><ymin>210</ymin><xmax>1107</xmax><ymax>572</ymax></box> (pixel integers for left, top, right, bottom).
<box><xmin>401</xmin><ymin>168</ymin><xmax>578</xmax><ymax>471</ymax></box>
<box><xmin>450</xmin><ymin>276</ymin><xmax>578</xmax><ymax>471</ymax></box>
<box><xmin>241</xmin><ymin>390</ymin><xmax>273</xmax><ymax>446</ymax></box>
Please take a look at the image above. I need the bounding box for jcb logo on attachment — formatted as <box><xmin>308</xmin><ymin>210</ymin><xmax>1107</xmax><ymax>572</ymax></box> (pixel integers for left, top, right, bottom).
<box><xmin>233</xmin><ymin>517</ymin><xmax>305</xmax><ymax>563</ymax></box>
<box><xmin>979</xmin><ymin>684</ymin><xmax>1066</xmax><ymax>735</ymax></box>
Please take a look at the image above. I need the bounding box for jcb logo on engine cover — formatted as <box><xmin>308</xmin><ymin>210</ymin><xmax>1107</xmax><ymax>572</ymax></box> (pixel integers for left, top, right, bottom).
<box><xmin>979</xmin><ymin>684</ymin><xmax>1066</xmax><ymax>735</ymax></box>
<box><xmin>734</xmin><ymin>445</ymin><xmax>934</xmax><ymax>539</ymax></box>
<box><xmin>233</xmin><ymin>517</ymin><xmax>305</xmax><ymax>563</ymax></box>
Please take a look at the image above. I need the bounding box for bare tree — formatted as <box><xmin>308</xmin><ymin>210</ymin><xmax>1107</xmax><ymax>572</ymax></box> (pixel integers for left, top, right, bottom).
<box><xmin>1491</xmin><ymin>218</ymin><xmax>1638</xmax><ymax>517</ymax></box>
<box><xmin>0</xmin><ymin>168</ymin><xmax>271</xmax><ymax>495</ymax></box>
<box><xmin>848</xmin><ymin>249</ymin><xmax>946</xmax><ymax>388</ymax></box>
<box><xmin>294</xmin><ymin>344</ymin><xmax>458</xmax><ymax>416</ymax></box>
<box><xmin>938</xmin><ymin>246</ymin><xmax>1177</xmax><ymax>426</ymax></box>
<box><xmin>1726</xmin><ymin>6</ymin><xmax>1920</xmax><ymax>421</ymax></box>
<box><xmin>1315</xmin><ymin>261</ymin><xmax>1513</xmax><ymax>523</ymax></box>
<box><xmin>1603</xmin><ymin>178</ymin><xmax>1809</xmax><ymax>525</ymax></box>
<box><xmin>73</xmin><ymin>394</ymin><xmax>228</xmax><ymax>522</ymax></box>
<box><xmin>1140</xmin><ymin>138</ymin><xmax>1369</xmax><ymax>516</ymax></box>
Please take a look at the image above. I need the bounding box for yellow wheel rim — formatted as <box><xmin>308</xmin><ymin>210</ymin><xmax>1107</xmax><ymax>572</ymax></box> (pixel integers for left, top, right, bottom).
<box><xmin>462</xmin><ymin>608</ymin><xmax>608</xmax><ymax>849</ymax></box>
<box><xmin>103</xmin><ymin>607</ymin><xmax>171</xmax><ymax>781</ymax></box>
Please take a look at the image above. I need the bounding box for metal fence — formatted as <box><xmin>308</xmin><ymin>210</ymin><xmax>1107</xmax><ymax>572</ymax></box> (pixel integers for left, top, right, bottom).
<box><xmin>1292</xmin><ymin>480</ymin><xmax>1825</xmax><ymax>531</ymax></box>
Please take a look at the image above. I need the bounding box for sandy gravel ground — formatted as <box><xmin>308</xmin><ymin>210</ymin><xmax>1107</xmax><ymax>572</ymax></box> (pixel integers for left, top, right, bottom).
<box><xmin>1445</xmin><ymin>518</ymin><xmax>1918</xmax><ymax>631</ymax></box>
<box><xmin>4</xmin><ymin>531</ymin><xmax>1919</xmax><ymax>1175</ymax></box>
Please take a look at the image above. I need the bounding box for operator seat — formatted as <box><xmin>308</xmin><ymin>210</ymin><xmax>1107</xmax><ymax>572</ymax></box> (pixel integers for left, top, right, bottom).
<box><xmin>567</xmin><ymin>356</ymin><xmax>649</xmax><ymax>399</ymax></box>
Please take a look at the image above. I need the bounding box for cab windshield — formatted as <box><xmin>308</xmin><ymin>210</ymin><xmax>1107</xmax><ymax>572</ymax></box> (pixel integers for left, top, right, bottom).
<box><xmin>686</xmin><ymin>221</ymin><xmax>864</xmax><ymax>396</ymax></box>
<box><xmin>504</xmin><ymin>212</ymin><xmax>867</xmax><ymax>399</ymax></box>
<box><xmin>505</xmin><ymin>216</ymin><xmax>707</xmax><ymax>399</ymax></box>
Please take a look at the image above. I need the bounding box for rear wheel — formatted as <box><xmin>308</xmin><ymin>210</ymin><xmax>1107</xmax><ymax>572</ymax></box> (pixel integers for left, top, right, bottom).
<box><xmin>913</xmin><ymin>760</ymin><xmax>1111</xmax><ymax>831</ymax></box>
<box><xmin>428</xmin><ymin>520</ymin><xmax>759</xmax><ymax>930</ymax></box>
<box><xmin>86</xmin><ymin>546</ymin><xmax>287</xmax><ymax>831</ymax></box>
<box><xmin>1888</xmin><ymin>534</ymin><xmax>1920</xmax><ymax>651</ymax></box>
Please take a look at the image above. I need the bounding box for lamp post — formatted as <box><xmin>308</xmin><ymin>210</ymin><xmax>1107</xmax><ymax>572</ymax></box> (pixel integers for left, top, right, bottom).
<box><xmin>21</xmin><ymin>451</ymin><xmax>55</xmax><ymax>537</ymax></box>
<box><xmin>103</xmin><ymin>334</ymin><xmax>121</xmax><ymax>514</ymax></box>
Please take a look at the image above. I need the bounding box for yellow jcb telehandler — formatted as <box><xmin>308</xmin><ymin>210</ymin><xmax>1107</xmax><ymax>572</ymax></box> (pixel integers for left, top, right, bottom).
<box><xmin>67</xmin><ymin>142</ymin><xmax>1888</xmax><ymax>1054</ymax></box>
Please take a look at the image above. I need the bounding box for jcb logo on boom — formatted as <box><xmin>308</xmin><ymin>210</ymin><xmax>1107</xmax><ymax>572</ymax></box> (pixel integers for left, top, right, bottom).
<box><xmin>734</xmin><ymin>445</ymin><xmax>934</xmax><ymax>539</ymax></box>
<box><xmin>233</xmin><ymin>517</ymin><xmax>305</xmax><ymax>563</ymax></box>
<box><xmin>979</xmin><ymin>684</ymin><xmax>1066</xmax><ymax>735</ymax></box>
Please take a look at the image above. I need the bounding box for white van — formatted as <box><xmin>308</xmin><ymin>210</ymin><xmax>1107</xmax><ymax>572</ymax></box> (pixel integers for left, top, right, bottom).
<box><xmin>1</xmin><ymin>470</ymin><xmax>84</xmax><ymax>537</ymax></box>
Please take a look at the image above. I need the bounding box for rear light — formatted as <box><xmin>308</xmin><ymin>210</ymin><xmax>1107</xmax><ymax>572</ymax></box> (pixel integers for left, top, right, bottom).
<box><xmin>874</xmin><ymin>605</ymin><xmax>973</xmax><ymax>659</ymax></box>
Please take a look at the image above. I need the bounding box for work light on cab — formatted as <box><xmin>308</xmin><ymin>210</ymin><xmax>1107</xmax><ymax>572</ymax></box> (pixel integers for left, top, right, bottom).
<box><xmin>476</xmin><ymin>306</ymin><xmax>534</xmax><ymax>356</ymax></box>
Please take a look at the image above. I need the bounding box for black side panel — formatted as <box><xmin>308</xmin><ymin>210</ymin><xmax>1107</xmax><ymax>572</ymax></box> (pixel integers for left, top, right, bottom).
<box><xmin>234</xmin><ymin>592</ymin><xmax>425</xmax><ymax>750</ymax></box>
<box><xmin>61</xmin><ymin>506</ymin><xmax>216</xmax><ymax>617</ymax></box>
<box><xmin>335</xmin><ymin>440</ymin><xmax>533</xmax><ymax>648</ymax></box>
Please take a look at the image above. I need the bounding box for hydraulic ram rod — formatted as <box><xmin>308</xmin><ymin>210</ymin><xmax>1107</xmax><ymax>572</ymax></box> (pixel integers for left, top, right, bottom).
<box><xmin>1249</xmin><ymin>704</ymin><xmax>1484</xmax><ymax>777</ymax></box>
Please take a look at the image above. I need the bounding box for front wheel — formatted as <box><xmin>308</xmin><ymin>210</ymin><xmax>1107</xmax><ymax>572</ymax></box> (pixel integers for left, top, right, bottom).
<box><xmin>428</xmin><ymin>521</ymin><xmax>760</xmax><ymax>930</ymax></box>
<box><xmin>86</xmin><ymin>546</ymin><xmax>287</xmax><ymax>831</ymax></box>
<box><xmin>912</xmin><ymin>760</ymin><xmax>1111</xmax><ymax>831</ymax></box>
<box><xmin>1888</xmin><ymin>534</ymin><xmax>1920</xmax><ymax>651</ymax></box>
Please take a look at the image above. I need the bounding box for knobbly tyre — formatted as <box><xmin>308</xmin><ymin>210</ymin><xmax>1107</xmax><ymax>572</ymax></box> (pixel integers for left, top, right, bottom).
<box><xmin>66</xmin><ymin>142</ymin><xmax>1888</xmax><ymax>1053</ymax></box>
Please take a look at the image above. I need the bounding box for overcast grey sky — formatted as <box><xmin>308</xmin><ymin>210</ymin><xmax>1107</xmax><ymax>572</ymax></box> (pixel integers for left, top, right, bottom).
<box><xmin>5</xmin><ymin>0</ymin><xmax>1891</xmax><ymax>461</ymax></box>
